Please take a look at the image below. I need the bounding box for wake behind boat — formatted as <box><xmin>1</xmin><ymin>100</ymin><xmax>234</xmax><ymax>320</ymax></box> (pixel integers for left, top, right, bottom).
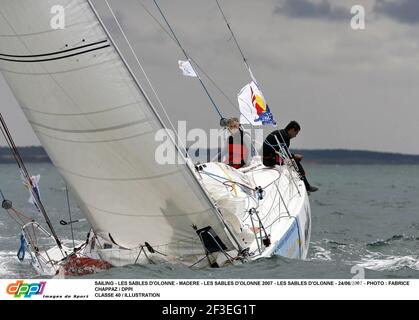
<box><xmin>0</xmin><ymin>0</ymin><xmax>312</xmax><ymax>276</ymax></box>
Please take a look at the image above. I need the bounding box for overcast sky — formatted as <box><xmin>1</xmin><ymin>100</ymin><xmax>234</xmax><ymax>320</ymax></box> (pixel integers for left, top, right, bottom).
<box><xmin>1</xmin><ymin>0</ymin><xmax>419</xmax><ymax>154</ymax></box>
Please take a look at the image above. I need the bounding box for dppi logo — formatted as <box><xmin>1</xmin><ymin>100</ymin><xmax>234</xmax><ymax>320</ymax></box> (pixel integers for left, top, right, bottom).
<box><xmin>6</xmin><ymin>280</ymin><xmax>46</xmax><ymax>298</ymax></box>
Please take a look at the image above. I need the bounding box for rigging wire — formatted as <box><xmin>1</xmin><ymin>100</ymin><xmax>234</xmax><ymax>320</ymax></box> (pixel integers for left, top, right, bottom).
<box><xmin>215</xmin><ymin>0</ymin><xmax>303</xmax><ymax>168</ymax></box>
<box><xmin>136</xmin><ymin>0</ymin><xmax>259</xmax><ymax>160</ymax></box>
<box><xmin>215</xmin><ymin>0</ymin><xmax>278</xmax><ymax>130</ymax></box>
<box><xmin>152</xmin><ymin>0</ymin><xmax>223</xmax><ymax>119</ymax></box>
<box><xmin>135</xmin><ymin>0</ymin><xmax>261</xmax><ymax>166</ymax></box>
<box><xmin>65</xmin><ymin>185</ymin><xmax>75</xmax><ymax>248</ymax></box>
<box><xmin>101</xmin><ymin>0</ymin><xmax>179</xmax><ymax>134</ymax></box>
<box><xmin>136</xmin><ymin>0</ymin><xmax>236</xmax><ymax>110</ymax></box>
<box><xmin>136</xmin><ymin>0</ymin><xmax>256</xmax><ymax>127</ymax></box>
<box><xmin>215</xmin><ymin>0</ymin><xmax>258</xmax><ymax>86</ymax></box>
<box><xmin>99</xmin><ymin>0</ymin><xmax>193</xmax><ymax>160</ymax></box>
<box><xmin>216</xmin><ymin>0</ymin><xmax>302</xmax><ymax>172</ymax></box>
<box><xmin>0</xmin><ymin>188</ymin><xmax>6</xmax><ymax>202</ymax></box>
<box><xmin>0</xmin><ymin>113</ymin><xmax>63</xmax><ymax>250</ymax></box>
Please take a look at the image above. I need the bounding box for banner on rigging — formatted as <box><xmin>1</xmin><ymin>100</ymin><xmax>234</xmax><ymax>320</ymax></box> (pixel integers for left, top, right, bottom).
<box><xmin>238</xmin><ymin>81</ymin><xmax>276</xmax><ymax>126</ymax></box>
<box><xmin>178</xmin><ymin>60</ymin><xmax>197</xmax><ymax>77</ymax></box>
<box><xmin>21</xmin><ymin>174</ymin><xmax>41</xmax><ymax>206</ymax></box>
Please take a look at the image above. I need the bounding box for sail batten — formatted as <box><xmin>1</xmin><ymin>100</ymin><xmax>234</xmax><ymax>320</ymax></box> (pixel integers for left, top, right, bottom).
<box><xmin>0</xmin><ymin>0</ymin><xmax>235</xmax><ymax>252</ymax></box>
<box><xmin>33</xmin><ymin>128</ymin><xmax>156</xmax><ymax>144</ymax></box>
<box><xmin>28</xmin><ymin>118</ymin><xmax>152</xmax><ymax>133</ymax></box>
<box><xmin>55</xmin><ymin>165</ymin><xmax>180</xmax><ymax>181</ymax></box>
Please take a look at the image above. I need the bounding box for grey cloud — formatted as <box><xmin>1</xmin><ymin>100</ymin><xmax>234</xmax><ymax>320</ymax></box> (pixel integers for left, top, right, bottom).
<box><xmin>274</xmin><ymin>0</ymin><xmax>349</xmax><ymax>20</ymax></box>
<box><xmin>374</xmin><ymin>0</ymin><xmax>419</xmax><ymax>24</ymax></box>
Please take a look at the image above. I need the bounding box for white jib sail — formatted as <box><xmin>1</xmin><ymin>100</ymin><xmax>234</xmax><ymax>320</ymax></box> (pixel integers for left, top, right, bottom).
<box><xmin>0</xmin><ymin>0</ymin><xmax>235</xmax><ymax>255</ymax></box>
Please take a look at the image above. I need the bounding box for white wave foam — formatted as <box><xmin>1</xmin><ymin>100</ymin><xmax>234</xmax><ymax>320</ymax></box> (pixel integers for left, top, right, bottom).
<box><xmin>355</xmin><ymin>253</ymin><xmax>419</xmax><ymax>271</ymax></box>
<box><xmin>310</xmin><ymin>245</ymin><xmax>332</xmax><ymax>261</ymax></box>
<box><xmin>61</xmin><ymin>239</ymin><xmax>84</xmax><ymax>246</ymax></box>
<box><xmin>0</xmin><ymin>250</ymin><xmax>35</xmax><ymax>277</ymax></box>
<box><xmin>0</xmin><ymin>258</ymin><xmax>8</xmax><ymax>276</ymax></box>
<box><xmin>0</xmin><ymin>251</ymin><xmax>17</xmax><ymax>277</ymax></box>
<box><xmin>0</xmin><ymin>251</ymin><xmax>17</xmax><ymax>257</ymax></box>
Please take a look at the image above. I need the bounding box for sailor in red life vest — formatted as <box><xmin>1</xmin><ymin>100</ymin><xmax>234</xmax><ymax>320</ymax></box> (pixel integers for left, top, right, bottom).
<box><xmin>224</xmin><ymin>118</ymin><xmax>252</xmax><ymax>169</ymax></box>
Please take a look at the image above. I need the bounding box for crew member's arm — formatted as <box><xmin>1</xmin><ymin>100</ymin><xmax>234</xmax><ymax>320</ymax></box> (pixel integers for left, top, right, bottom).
<box><xmin>273</xmin><ymin>132</ymin><xmax>293</xmax><ymax>160</ymax></box>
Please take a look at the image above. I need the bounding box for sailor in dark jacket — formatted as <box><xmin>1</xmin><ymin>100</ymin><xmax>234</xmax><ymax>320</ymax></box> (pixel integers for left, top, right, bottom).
<box><xmin>263</xmin><ymin>121</ymin><xmax>318</xmax><ymax>193</ymax></box>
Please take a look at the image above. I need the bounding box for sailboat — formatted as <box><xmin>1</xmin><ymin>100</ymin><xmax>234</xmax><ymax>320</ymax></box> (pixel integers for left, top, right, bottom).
<box><xmin>0</xmin><ymin>0</ymin><xmax>311</xmax><ymax>276</ymax></box>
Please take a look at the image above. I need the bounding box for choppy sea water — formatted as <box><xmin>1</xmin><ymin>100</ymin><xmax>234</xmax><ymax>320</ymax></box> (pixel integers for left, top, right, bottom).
<box><xmin>1</xmin><ymin>163</ymin><xmax>418</xmax><ymax>279</ymax></box>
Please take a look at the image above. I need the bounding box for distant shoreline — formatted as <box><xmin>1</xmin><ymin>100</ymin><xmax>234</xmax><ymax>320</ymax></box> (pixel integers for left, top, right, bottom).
<box><xmin>292</xmin><ymin>149</ymin><xmax>419</xmax><ymax>165</ymax></box>
<box><xmin>0</xmin><ymin>146</ymin><xmax>50</xmax><ymax>164</ymax></box>
<box><xmin>1</xmin><ymin>146</ymin><xmax>419</xmax><ymax>165</ymax></box>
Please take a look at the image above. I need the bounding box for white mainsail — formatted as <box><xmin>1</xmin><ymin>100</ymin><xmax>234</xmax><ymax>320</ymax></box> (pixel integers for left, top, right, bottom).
<box><xmin>0</xmin><ymin>0</ymin><xmax>235</xmax><ymax>255</ymax></box>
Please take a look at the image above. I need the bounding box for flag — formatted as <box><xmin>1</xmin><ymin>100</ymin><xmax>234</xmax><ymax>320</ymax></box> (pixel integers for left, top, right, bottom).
<box><xmin>178</xmin><ymin>60</ymin><xmax>197</xmax><ymax>77</ymax></box>
<box><xmin>238</xmin><ymin>81</ymin><xmax>277</xmax><ymax>126</ymax></box>
<box><xmin>21</xmin><ymin>174</ymin><xmax>41</xmax><ymax>205</ymax></box>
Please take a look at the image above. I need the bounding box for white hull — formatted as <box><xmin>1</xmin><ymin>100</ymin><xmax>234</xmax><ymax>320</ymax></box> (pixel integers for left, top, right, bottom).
<box><xmin>80</xmin><ymin>159</ymin><xmax>312</xmax><ymax>268</ymax></box>
<box><xmin>199</xmin><ymin>159</ymin><xmax>311</xmax><ymax>261</ymax></box>
<box><xmin>23</xmin><ymin>159</ymin><xmax>311</xmax><ymax>276</ymax></box>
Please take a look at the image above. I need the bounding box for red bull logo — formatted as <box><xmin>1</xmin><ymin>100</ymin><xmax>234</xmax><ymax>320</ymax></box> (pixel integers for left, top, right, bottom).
<box><xmin>6</xmin><ymin>280</ymin><xmax>46</xmax><ymax>298</ymax></box>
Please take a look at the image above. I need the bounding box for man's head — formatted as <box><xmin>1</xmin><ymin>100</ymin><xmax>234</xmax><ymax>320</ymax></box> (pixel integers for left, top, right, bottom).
<box><xmin>285</xmin><ymin>120</ymin><xmax>301</xmax><ymax>139</ymax></box>
<box><xmin>227</xmin><ymin>117</ymin><xmax>240</xmax><ymax>134</ymax></box>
